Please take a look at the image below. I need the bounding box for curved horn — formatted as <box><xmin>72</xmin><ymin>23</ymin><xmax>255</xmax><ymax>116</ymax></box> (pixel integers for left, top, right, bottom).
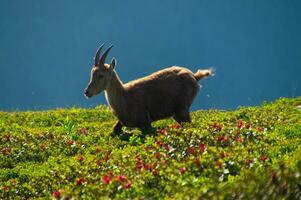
<box><xmin>99</xmin><ymin>45</ymin><xmax>113</xmax><ymax>66</ymax></box>
<box><xmin>94</xmin><ymin>43</ymin><xmax>105</xmax><ymax>66</ymax></box>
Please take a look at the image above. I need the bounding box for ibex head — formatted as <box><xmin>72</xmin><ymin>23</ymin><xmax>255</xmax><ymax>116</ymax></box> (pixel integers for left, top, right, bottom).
<box><xmin>84</xmin><ymin>44</ymin><xmax>116</xmax><ymax>98</ymax></box>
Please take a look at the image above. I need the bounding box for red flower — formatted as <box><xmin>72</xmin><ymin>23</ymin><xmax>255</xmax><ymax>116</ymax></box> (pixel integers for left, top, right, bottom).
<box><xmin>246</xmin><ymin>123</ymin><xmax>251</xmax><ymax>129</ymax></box>
<box><xmin>76</xmin><ymin>155</ymin><xmax>85</xmax><ymax>162</ymax></box>
<box><xmin>53</xmin><ymin>190</ymin><xmax>60</xmax><ymax>199</ymax></box>
<box><xmin>143</xmin><ymin>163</ymin><xmax>152</xmax><ymax>171</ymax></box>
<box><xmin>117</xmin><ymin>175</ymin><xmax>127</xmax><ymax>182</ymax></box>
<box><xmin>156</xmin><ymin>141</ymin><xmax>164</xmax><ymax>147</ymax></box>
<box><xmin>199</xmin><ymin>143</ymin><xmax>206</xmax><ymax>153</ymax></box>
<box><xmin>223</xmin><ymin>137</ymin><xmax>229</xmax><ymax>143</ymax></box>
<box><xmin>179</xmin><ymin>167</ymin><xmax>187</xmax><ymax>174</ymax></box>
<box><xmin>152</xmin><ymin>169</ymin><xmax>159</xmax><ymax>175</ymax></box>
<box><xmin>155</xmin><ymin>152</ymin><xmax>161</xmax><ymax>160</ymax></box>
<box><xmin>187</xmin><ymin>147</ymin><xmax>197</xmax><ymax>155</ymax></box>
<box><xmin>260</xmin><ymin>155</ymin><xmax>269</xmax><ymax>162</ymax></box>
<box><xmin>170</xmin><ymin>124</ymin><xmax>181</xmax><ymax>129</ymax></box>
<box><xmin>212</xmin><ymin>122</ymin><xmax>223</xmax><ymax>131</ymax></box>
<box><xmin>257</xmin><ymin>127</ymin><xmax>264</xmax><ymax>132</ymax></box>
<box><xmin>1</xmin><ymin>147</ymin><xmax>10</xmax><ymax>156</ymax></box>
<box><xmin>76</xmin><ymin>177</ymin><xmax>85</xmax><ymax>185</ymax></box>
<box><xmin>245</xmin><ymin>158</ymin><xmax>253</xmax><ymax>166</ymax></box>
<box><xmin>3</xmin><ymin>133</ymin><xmax>11</xmax><ymax>141</ymax></box>
<box><xmin>164</xmin><ymin>144</ymin><xmax>171</xmax><ymax>151</ymax></box>
<box><xmin>95</xmin><ymin>146</ymin><xmax>101</xmax><ymax>153</ymax></box>
<box><xmin>217</xmin><ymin>136</ymin><xmax>223</xmax><ymax>142</ymax></box>
<box><xmin>237</xmin><ymin>120</ymin><xmax>244</xmax><ymax>129</ymax></box>
<box><xmin>195</xmin><ymin>158</ymin><xmax>201</xmax><ymax>166</ymax></box>
<box><xmin>135</xmin><ymin>156</ymin><xmax>144</xmax><ymax>170</ymax></box>
<box><xmin>102</xmin><ymin>175</ymin><xmax>111</xmax><ymax>184</ymax></box>
<box><xmin>122</xmin><ymin>180</ymin><xmax>132</xmax><ymax>189</ymax></box>
<box><xmin>158</xmin><ymin>128</ymin><xmax>167</xmax><ymax>135</ymax></box>
<box><xmin>66</xmin><ymin>140</ymin><xmax>74</xmax><ymax>146</ymax></box>
<box><xmin>236</xmin><ymin>137</ymin><xmax>244</xmax><ymax>143</ymax></box>
<box><xmin>103</xmin><ymin>150</ymin><xmax>112</xmax><ymax>162</ymax></box>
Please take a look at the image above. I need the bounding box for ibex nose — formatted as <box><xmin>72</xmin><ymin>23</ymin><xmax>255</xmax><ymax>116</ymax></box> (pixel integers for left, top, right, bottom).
<box><xmin>84</xmin><ymin>89</ymin><xmax>90</xmax><ymax>98</ymax></box>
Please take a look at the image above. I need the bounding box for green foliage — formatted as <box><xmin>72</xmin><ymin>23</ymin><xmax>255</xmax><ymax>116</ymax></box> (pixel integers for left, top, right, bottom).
<box><xmin>0</xmin><ymin>97</ymin><xmax>301</xmax><ymax>199</ymax></box>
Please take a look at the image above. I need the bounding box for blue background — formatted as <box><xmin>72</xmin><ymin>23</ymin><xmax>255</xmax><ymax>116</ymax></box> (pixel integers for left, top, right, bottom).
<box><xmin>0</xmin><ymin>0</ymin><xmax>300</xmax><ymax>111</ymax></box>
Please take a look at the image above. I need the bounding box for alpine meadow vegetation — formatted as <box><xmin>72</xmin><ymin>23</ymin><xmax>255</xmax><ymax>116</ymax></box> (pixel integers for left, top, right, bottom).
<box><xmin>0</xmin><ymin>97</ymin><xmax>301</xmax><ymax>199</ymax></box>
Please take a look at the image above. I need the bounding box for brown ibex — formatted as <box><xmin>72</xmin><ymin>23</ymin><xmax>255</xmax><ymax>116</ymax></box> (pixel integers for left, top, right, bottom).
<box><xmin>84</xmin><ymin>44</ymin><xmax>213</xmax><ymax>133</ymax></box>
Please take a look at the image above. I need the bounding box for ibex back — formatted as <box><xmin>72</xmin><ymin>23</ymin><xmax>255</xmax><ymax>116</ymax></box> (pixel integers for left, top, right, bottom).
<box><xmin>84</xmin><ymin>44</ymin><xmax>213</xmax><ymax>133</ymax></box>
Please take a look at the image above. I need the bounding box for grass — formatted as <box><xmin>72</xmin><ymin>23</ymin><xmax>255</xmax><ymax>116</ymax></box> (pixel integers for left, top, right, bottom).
<box><xmin>1</xmin><ymin>97</ymin><xmax>301</xmax><ymax>199</ymax></box>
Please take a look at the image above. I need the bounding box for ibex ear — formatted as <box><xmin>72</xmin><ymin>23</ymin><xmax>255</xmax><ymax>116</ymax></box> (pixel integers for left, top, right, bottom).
<box><xmin>110</xmin><ymin>57</ymin><xmax>117</xmax><ymax>70</ymax></box>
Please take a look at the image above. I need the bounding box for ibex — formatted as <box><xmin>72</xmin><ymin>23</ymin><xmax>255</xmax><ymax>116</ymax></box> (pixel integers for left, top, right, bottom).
<box><xmin>84</xmin><ymin>44</ymin><xmax>213</xmax><ymax>133</ymax></box>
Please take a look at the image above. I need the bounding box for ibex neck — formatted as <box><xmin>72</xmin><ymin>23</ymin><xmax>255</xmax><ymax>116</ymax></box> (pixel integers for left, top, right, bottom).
<box><xmin>104</xmin><ymin>71</ymin><xmax>125</xmax><ymax>116</ymax></box>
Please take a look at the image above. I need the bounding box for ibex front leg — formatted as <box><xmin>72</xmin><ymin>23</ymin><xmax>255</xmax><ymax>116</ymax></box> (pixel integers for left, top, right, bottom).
<box><xmin>113</xmin><ymin>121</ymin><xmax>123</xmax><ymax>134</ymax></box>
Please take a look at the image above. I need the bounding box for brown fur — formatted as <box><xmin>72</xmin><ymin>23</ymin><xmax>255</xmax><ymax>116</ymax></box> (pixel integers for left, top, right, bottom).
<box><xmin>84</xmin><ymin>49</ymin><xmax>213</xmax><ymax>133</ymax></box>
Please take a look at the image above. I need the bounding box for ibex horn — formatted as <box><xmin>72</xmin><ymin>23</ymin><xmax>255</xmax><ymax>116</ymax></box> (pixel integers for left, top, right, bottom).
<box><xmin>99</xmin><ymin>45</ymin><xmax>113</xmax><ymax>66</ymax></box>
<box><xmin>94</xmin><ymin>43</ymin><xmax>105</xmax><ymax>66</ymax></box>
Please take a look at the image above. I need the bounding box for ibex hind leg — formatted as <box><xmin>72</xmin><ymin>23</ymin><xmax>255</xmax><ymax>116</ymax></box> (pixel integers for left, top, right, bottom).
<box><xmin>174</xmin><ymin>110</ymin><xmax>191</xmax><ymax>124</ymax></box>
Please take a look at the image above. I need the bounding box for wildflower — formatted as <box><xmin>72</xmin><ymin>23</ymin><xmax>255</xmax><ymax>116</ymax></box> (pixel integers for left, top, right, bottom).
<box><xmin>122</xmin><ymin>180</ymin><xmax>132</xmax><ymax>189</ymax></box>
<box><xmin>135</xmin><ymin>157</ymin><xmax>144</xmax><ymax>171</ymax></box>
<box><xmin>260</xmin><ymin>155</ymin><xmax>269</xmax><ymax>162</ymax></box>
<box><xmin>164</xmin><ymin>144</ymin><xmax>171</xmax><ymax>151</ymax></box>
<box><xmin>257</xmin><ymin>127</ymin><xmax>264</xmax><ymax>132</ymax></box>
<box><xmin>102</xmin><ymin>175</ymin><xmax>111</xmax><ymax>184</ymax></box>
<box><xmin>95</xmin><ymin>146</ymin><xmax>101</xmax><ymax>153</ymax></box>
<box><xmin>195</xmin><ymin>158</ymin><xmax>201</xmax><ymax>166</ymax></box>
<box><xmin>155</xmin><ymin>152</ymin><xmax>161</xmax><ymax>160</ymax></box>
<box><xmin>223</xmin><ymin>137</ymin><xmax>229</xmax><ymax>143</ymax></box>
<box><xmin>1</xmin><ymin>147</ymin><xmax>10</xmax><ymax>156</ymax></box>
<box><xmin>76</xmin><ymin>177</ymin><xmax>85</xmax><ymax>185</ymax></box>
<box><xmin>53</xmin><ymin>190</ymin><xmax>60</xmax><ymax>199</ymax></box>
<box><xmin>66</xmin><ymin>140</ymin><xmax>74</xmax><ymax>146</ymax></box>
<box><xmin>103</xmin><ymin>150</ymin><xmax>112</xmax><ymax>162</ymax></box>
<box><xmin>236</xmin><ymin>137</ymin><xmax>244</xmax><ymax>143</ymax></box>
<box><xmin>76</xmin><ymin>155</ymin><xmax>85</xmax><ymax>162</ymax></box>
<box><xmin>217</xmin><ymin>136</ymin><xmax>223</xmax><ymax>142</ymax></box>
<box><xmin>117</xmin><ymin>175</ymin><xmax>127</xmax><ymax>182</ymax></box>
<box><xmin>187</xmin><ymin>147</ymin><xmax>197</xmax><ymax>155</ymax></box>
<box><xmin>237</xmin><ymin>120</ymin><xmax>244</xmax><ymax>129</ymax></box>
<box><xmin>199</xmin><ymin>143</ymin><xmax>206</xmax><ymax>153</ymax></box>
<box><xmin>245</xmin><ymin>158</ymin><xmax>253</xmax><ymax>166</ymax></box>
<box><xmin>143</xmin><ymin>163</ymin><xmax>152</xmax><ymax>171</ymax></box>
<box><xmin>246</xmin><ymin>123</ymin><xmax>251</xmax><ymax>129</ymax></box>
<box><xmin>156</xmin><ymin>140</ymin><xmax>164</xmax><ymax>147</ymax></box>
<box><xmin>179</xmin><ymin>167</ymin><xmax>187</xmax><ymax>174</ymax></box>
<box><xmin>152</xmin><ymin>169</ymin><xmax>159</xmax><ymax>175</ymax></box>
<box><xmin>212</xmin><ymin>122</ymin><xmax>223</xmax><ymax>131</ymax></box>
<box><xmin>158</xmin><ymin>128</ymin><xmax>167</xmax><ymax>135</ymax></box>
<box><xmin>170</xmin><ymin>124</ymin><xmax>181</xmax><ymax>129</ymax></box>
<box><xmin>3</xmin><ymin>133</ymin><xmax>11</xmax><ymax>141</ymax></box>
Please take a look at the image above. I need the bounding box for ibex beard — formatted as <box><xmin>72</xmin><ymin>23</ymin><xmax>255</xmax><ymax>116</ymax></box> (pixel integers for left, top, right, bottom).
<box><xmin>84</xmin><ymin>44</ymin><xmax>214</xmax><ymax>134</ymax></box>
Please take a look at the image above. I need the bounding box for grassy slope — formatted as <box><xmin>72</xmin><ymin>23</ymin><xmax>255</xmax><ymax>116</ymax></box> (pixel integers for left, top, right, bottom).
<box><xmin>0</xmin><ymin>97</ymin><xmax>301</xmax><ymax>199</ymax></box>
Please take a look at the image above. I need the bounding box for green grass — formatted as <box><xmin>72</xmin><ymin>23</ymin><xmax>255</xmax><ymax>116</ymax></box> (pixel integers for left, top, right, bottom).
<box><xmin>1</xmin><ymin>97</ymin><xmax>301</xmax><ymax>199</ymax></box>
